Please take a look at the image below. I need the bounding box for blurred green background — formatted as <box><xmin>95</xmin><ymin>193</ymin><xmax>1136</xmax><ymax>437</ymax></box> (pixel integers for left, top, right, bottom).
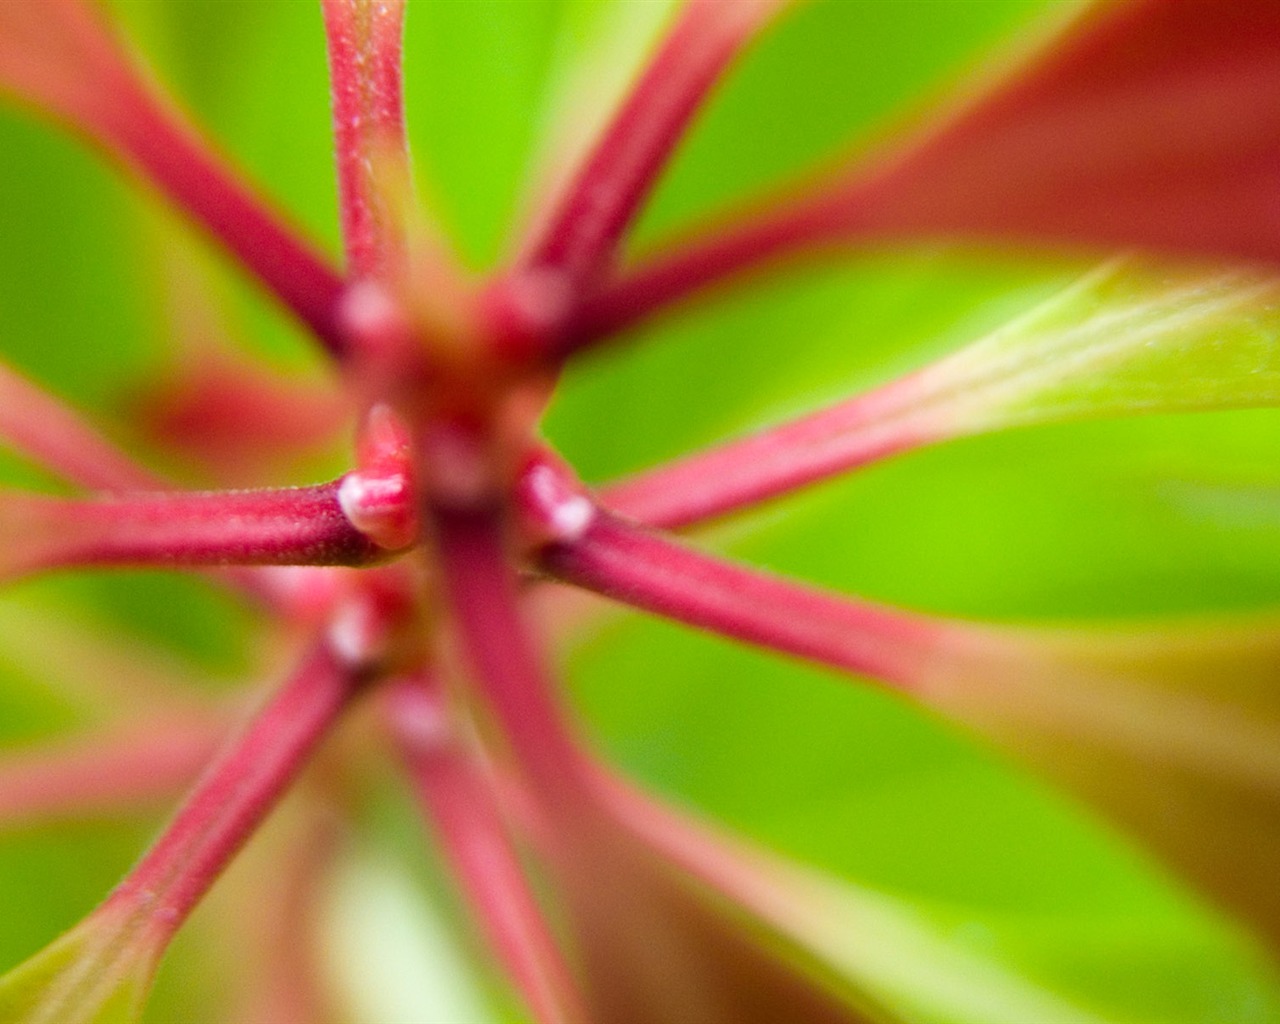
<box><xmin>0</xmin><ymin>1</ymin><xmax>1279</xmax><ymax>1020</ymax></box>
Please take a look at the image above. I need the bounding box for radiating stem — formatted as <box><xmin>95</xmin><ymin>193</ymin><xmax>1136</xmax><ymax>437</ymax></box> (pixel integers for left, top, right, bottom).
<box><xmin>495</xmin><ymin>0</ymin><xmax>787</xmax><ymax>353</ymax></box>
<box><xmin>101</xmin><ymin>640</ymin><xmax>366</xmax><ymax>946</ymax></box>
<box><xmin>113</xmin><ymin>95</ymin><xmax>349</xmax><ymax>354</ymax></box>
<box><xmin>0</xmin><ymin>0</ymin><xmax>347</xmax><ymax>354</ymax></box>
<box><xmin>388</xmin><ymin>677</ymin><xmax>587</xmax><ymax>1024</ymax></box>
<box><xmin>600</xmin><ymin>372</ymin><xmax>934</xmax><ymax>529</ymax></box>
<box><xmin>322</xmin><ymin>0</ymin><xmax>409</xmax><ymax>280</ymax></box>
<box><xmin>540</xmin><ymin>511</ymin><xmax>951</xmax><ymax>689</ymax></box>
<box><xmin>0</xmin><ymin>480</ymin><xmax>391</xmax><ymax>582</ymax></box>
<box><xmin>432</xmin><ymin>506</ymin><xmax>590</xmax><ymax>806</ymax></box>
<box><xmin>568</xmin><ymin>182</ymin><xmax>876</xmax><ymax>349</ymax></box>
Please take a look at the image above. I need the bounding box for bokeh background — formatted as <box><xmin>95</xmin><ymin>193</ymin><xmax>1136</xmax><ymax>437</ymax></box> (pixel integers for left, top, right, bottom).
<box><xmin>1</xmin><ymin>1</ymin><xmax>1279</xmax><ymax>1020</ymax></box>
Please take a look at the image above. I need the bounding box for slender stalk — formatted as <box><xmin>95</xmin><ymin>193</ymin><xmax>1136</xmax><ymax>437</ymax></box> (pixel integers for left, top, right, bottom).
<box><xmin>599</xmin><ymin>372</ymin><xmax>936</xmax><ymax>529</ymax></box>
<box><xmin>0</xmin><ymin>360</ymin><xmax>347</xmax><ymax>612</ymax></box>
<box><xmin>101</xmin><ymin>640</ymin><xmax>365</xmax><ymax>945</ymax></box>
<box><xmin>0</xmin><ymin>360</ymin><xmax>160</xmax><ymax>492</ymax></box>
<box><xmin>539</xmin><ymin>511</ymin><xmax>950</xmax><ymax>689</ymax></box>
<box><xmin>432</xmin><ymin>506</ymin><xmax>589</xmax><ymax>805</ymax></box>
<box><xmin>572</xmin><ymin>0</ymin><xmax>1280</xmax><ymax>350</ymax></box>
<box><xmin>496</xmin><ymin>0</ymin><xmax>786</xmax><ymax>352</ymax></box>
<box><xmin>568</xmin><ymin>181</ymin><xmax>874</xmax><ymax>348</ymax></box>
<box><xmin>0</xmin><ymin>0</ymin><xmax>347</xmax><ymax>355</ymax></box>
<box><xmin>0</xmin><ymin>715</ymin><xmax>225</xmax><ymax>827</ymax></box>
<box><xmin>111</xmin><ymin>94</ymin><xmax>349</xmax><ymax>355</ymax></box>
<box><xmin>322</xmin><ymin>0</ymin><xmax>409</xmax><ymax>280</ymax></box>
<box><xmin>388</xmin><ymin>678</ymin><xmax>587</xmax><ymax>1024</ymax></box>
<box><xmin>0</xmin><ymin>480</ymin><xmax>390</xmax><ymax>582</ymax></box>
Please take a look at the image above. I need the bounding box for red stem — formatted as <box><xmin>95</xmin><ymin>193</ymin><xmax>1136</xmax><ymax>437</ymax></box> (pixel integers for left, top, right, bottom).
<box><xmin>497</xmin><ymin>0</ymin><xmax>785</xmax><ymax>351</ymax></box>
<box><xmin>432</xmin><ymin>506</ymin><xmax>589</xmax><ymax>806</ymax></box>
<box><xmin>0</xmin><ymin>479</ymin><xmax>390</xmax><ymax>581</ymax></box>
<box><xmin>599</xmin><ymin>371</ymin><xmax>937</xmax><ymax>529</ymax></box>
<box><xmin>568</xmin><ymin>178</ymin><xmax>878</xmax><ymax>350</ymax></box>
<box><xmin>388</xmin><ymin>678</ymin><xmax>586</xmax><ymax>1024</ymax></box>
<box><xmin>110</xmin><ymin>92</ymin><xmax>349</xmax><ymax>356</ymax></box>
<box><xmin>0</xmin><ymin>715</ymin><xmax>225</xmax><ymax>827</ymax></box>
<box><xmin>540</xmin><ymin>511</ymin><xmax>950</xmax><ymax>689</ymax></box>
<box><xmin>0</xmin><ymin>0</ymin><xmax>348</xmax><ymax>355</ymax></box>
<box><xmin>322</xmin><ymin>0</ymin><xmax>409</xmax><ymax>280</ymax></box>
<box><xmin>0</xmin><ymin>362</ymin><xmax>357</xmax><ymax>616</ymax></box>
<box><xmin>102</xmin><ymin>641</ymin><xmax>365</xmax><ymax>945</ymax></box>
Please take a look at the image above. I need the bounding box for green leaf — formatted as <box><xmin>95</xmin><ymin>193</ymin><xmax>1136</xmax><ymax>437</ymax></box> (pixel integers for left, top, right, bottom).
<box><xmin>568</xmin><ymin>610</ymin><xmax>1280</xmax><ymax>1023</ymax></box>
<box><xmin>921</xmin><ymin>615</ymin><xmax>1280</xmax><ymax>954</ymax></box>
<box><xmin>566</xmin><ymin>777</ymin><xmax>1157</xmax><ymax>1024</ymax></box>
<box><xmin>920</xmin><ymin>259</ymin><xmax>1280</xmax><ymax>438</ymax></box>
<box><xmin>0</xmin><ymin>916</ymin><xmax>153</xmax><ymax>1024</ymax></box>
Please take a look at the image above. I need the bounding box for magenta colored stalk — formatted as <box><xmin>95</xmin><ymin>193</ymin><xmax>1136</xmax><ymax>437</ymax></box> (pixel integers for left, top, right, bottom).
<box><xmin>0</xmin><ymin>363</ymin><xmax>343</xmax><ymax>610</ymax></box>
<box><xmin>388</xmin><ymin>679</ymin><xmax>586</xmax><ymax>1024</ymax></box>
<box><xmin>110</xmin><ymin>96</ymin><xmax>349</xmax><ymax>356</ymax></box>
<box><xmin>0</xmin><ymin>1</ymin><xmax>347</xmax><ymax>352</ymax></box>
<box><xmin>541</xmin><ymin>512</ymin><xmax>948</xmax><ymax>689</ymax></box>
<box><xmin>0</xmin><ymin>359</ymin><xmax>349</xmax><ymax>613</ymax></box>
<box><xmin>568</xmin><ymin>178</ymin><xmax>877</xmax><ymax>349</ymax></box>
<box><xmin>0</xmin><ymin>360</ymin><xmax>160</xmax><ymax>492</ymax></box>
<box><xmin>1</xmin><ymin>479</ymin><xmax>387</xmax><ymax>580</ymax></box>
<box><xmin>0</xmin><ymin>715</ymin><xmax>225</xmax><ymax>827</ymax></box>
<box><xmin>432</xmin><ymin>506</ymin><xmax>589</xmax><ymax>805</ymax></box>
<box><xmin>504</xmin><ymin>0</ymin><xmax>786</xmax><ymax>340</ymax></box>
<box><xmin>321</xmin><ymin>0</ymin><xmax>408</xmax><ymax>279</ymax></box>
<box><xmin>0</xmin><ymin>1</ymin><xmax>348</xmax><ymax>353</ymax></box>
<box><xmin>600</xmin><ymin>371</ymin><xmax>937</xmax><ymax>529</ymax></box>
<box><xmin>102</xmin><ymin>641</ymin><xmax>363</xmax><ymax>945</ymax></box>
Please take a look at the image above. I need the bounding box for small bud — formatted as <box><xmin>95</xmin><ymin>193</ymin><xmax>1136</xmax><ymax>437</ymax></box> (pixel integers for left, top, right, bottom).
<box><xmin>338</xmin><ymin>468</ymin><xmax>417</xmax><ymax>550</ymax></box>
<box><xmin>514</xmin><ymin>451</ymin><xmax>596</xmax><ymax>549</ymax></box>
<box><xmin>482</xmin><ymin>269</ymin><xmax>573</xmax><ymax>359</ymax></box>
<box><xmin>341</xmin><ymin>403</ymin><xmax>418</xmax><ymax>549</ymax></box>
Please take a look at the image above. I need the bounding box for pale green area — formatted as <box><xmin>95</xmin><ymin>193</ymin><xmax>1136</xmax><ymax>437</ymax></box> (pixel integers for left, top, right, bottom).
<box><xmin>319</xmin><ymin>844</ymin><xmax>495</xmax><ymax>1024</ymax></box>
<box><xmin>0</xmin><ymin>916</ymin><xmax>150</xmax><ymax>1024</ymax></box>
<box><xmin>0</xmin><ymin>1</ymin><xmax>1272</xmax><ymax>1022</ymax></box>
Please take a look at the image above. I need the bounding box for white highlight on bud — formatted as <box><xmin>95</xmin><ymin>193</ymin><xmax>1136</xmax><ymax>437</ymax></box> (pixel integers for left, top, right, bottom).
<box><xmin>338</xmin><ymin>470</ymin><xmax>415</xmax><ymax>549</ymax></box>
<box><xmin>522</xmin><ymin>461</ymin><xmax>596</xmax><ymax>544</ymax></box>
